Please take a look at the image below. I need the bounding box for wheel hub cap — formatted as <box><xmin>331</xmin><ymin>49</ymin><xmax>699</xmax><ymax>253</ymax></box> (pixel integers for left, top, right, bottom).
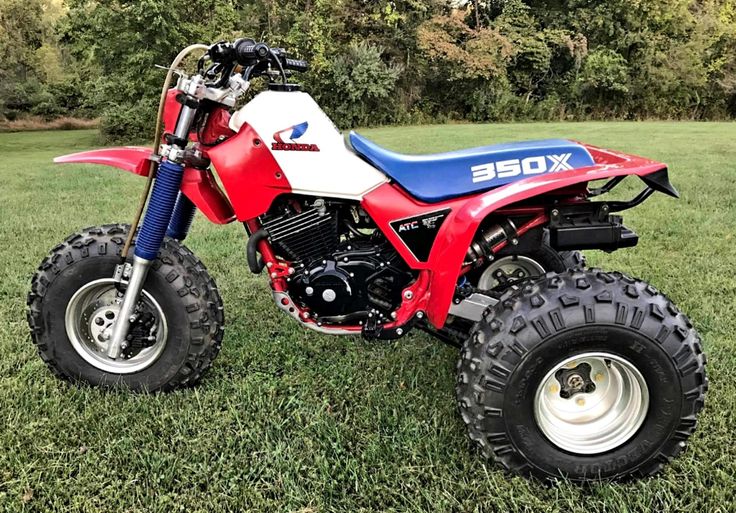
<box><xmin>478</xmin><ymin>255</ymin><xmax>546</xmax><ymax>290</ymax></box>
<box><xmin>65</xmin><ymin>279</ymin><xmax>168</xmax><ymax>374</ymax></box>
<box><xmin>534</xmin><ymin>352</ymin><xmax>649</xmax><ymax>454</ymax></box>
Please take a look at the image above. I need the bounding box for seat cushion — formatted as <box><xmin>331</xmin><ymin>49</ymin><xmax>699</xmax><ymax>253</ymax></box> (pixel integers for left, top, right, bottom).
<box><xmin>349</xmin><ymin>131</ymin><xmax>595</xmax><ymax>202</ymax></box>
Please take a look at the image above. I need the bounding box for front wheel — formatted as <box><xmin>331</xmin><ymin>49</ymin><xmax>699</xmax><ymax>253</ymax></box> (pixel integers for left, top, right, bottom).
<box><xmin>27</xmin><ymin>224</ymin><xmax>224</xmax><ymax>392</ymax></box>
<box><xmin>456</xmin><ymin>269</ymin><xmax>707</xmax><ymax>481</ymax></box>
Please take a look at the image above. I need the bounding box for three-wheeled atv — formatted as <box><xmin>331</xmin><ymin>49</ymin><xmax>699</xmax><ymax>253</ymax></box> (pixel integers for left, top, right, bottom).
<box><xmin>27</xmin><ymin>39</ymin><xmax>707</xmax><ymax>481</ymax></box>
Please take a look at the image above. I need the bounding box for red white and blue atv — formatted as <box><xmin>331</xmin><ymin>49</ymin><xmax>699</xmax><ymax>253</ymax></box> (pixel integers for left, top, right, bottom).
<box><xmin>28</xmin><ymin>40</ymin><xmax>707</xmax><ymax>481</ymax></box>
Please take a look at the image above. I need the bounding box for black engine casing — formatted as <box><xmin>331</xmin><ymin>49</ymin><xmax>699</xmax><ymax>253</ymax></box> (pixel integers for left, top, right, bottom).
<box><xmin>289</xmin><ymin>240</ymin><xmax>410</xmax><ymax>321</ymax></box>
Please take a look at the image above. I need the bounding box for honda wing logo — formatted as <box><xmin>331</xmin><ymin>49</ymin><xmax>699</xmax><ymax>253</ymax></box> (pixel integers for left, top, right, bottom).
<box><xmin>272</xmin><ymin>121</ymin><xmax>320</xmax><ymax>152</ymax></box>
<box><xmin>471</xmin><ymin>154</ymin><xmax>573</xmax><ymax>183</ymax></box>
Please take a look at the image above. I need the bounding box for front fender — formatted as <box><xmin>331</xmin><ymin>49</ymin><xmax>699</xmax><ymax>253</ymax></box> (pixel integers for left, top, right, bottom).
<box><xmin>54</xmin><ymin>147</ymin><xmax>235</xmax><ymax>224</ymax></box>
<box><xmin>54</xmin><ymin>146</ymin><xmax>153</xmax><ymax>176</ymax></box>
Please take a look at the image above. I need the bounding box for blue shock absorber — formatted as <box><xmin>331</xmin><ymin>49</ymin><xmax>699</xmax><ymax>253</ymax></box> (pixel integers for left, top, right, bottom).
<box><xmin>135</xmin><ymin>159</ymin><xmax>185</xmax><ymax>260</ymax></box>
<box><xmin>166</xmin><ymin>192</ymin><xmax>197</xmax><ymax>241</ymax></box>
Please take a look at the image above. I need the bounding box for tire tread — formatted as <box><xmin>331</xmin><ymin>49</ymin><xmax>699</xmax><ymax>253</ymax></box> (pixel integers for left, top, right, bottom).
<box><xmin>456</xmin><ymin>268</ymin><xmax>707</xmax><ymax>481</ymax></box>
<box><xmin>27</xmin><ymin>223</ymin><xmax>224</xmax><ymax>391</ymax></box>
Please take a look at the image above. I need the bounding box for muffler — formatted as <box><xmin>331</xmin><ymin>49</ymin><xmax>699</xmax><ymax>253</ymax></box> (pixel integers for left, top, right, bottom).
<box><xmin>466</xmin><ymin>219</ymin><xmax>517</xmax><ymax>262</ymax></box>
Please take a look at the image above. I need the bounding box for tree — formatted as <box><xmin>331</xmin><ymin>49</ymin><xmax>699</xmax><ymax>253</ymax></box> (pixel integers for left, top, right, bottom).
<box><xmin>60</xmin><ymin>0</ymin><xmax>241</xmax><ymax>139</ymax></box>
<box><xmin>319</xmin><ymin>41</ymin><xmax>403</xmax><ymax>127</ymax></box>
<box><xmin>6</xmin><ymin>0</ymin><xmax>736</xmax><ymax>134</ymax></box>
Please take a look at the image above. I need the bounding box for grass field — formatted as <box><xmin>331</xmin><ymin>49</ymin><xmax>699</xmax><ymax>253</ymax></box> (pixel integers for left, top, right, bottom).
<box><xmin>1</xmin><ymin>123</ymin><xmax>735</xmax><ymax>512</ymax></box>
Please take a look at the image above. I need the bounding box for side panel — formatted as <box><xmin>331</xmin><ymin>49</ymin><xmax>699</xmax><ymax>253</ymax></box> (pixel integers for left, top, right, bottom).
<box><xmin>362</xmin><ymin>186</ymin><xmax>468</xmax><ymax>270</ymax></box>
<box><xmin>207</xmin><ymin>123</ymin><xmax>292</xmax><ymax>220</ymax></box>
<box><xmin>229</xmin><ymin>91</ymin><xmax>387</xmax><ymax>199</ymax></box>
<box><xmin>363</xmin><ymin>146</ymin><xmax>669</xmax><ymax>328</ymax></box>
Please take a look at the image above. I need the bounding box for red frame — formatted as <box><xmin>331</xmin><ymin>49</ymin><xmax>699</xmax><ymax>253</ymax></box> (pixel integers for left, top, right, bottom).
<box><xmin>54</xmin><ymin>114</ymin><xmax>668</xmax><ymax>332</ymax></box>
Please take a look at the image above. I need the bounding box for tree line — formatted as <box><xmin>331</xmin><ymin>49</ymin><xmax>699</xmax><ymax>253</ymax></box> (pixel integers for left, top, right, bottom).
<box><xmin>2</xmin><ymin>0</ymin><xmax>736</xmax><ymax>141</ymax></box>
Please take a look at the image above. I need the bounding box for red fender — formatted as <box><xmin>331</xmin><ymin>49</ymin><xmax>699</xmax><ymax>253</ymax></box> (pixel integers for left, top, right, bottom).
<box><xmin>363</xmin><ymin>143</ymin><xmax>673</xmax><ymax>328</ymax></box>
<box><xmin>54</xmin><ymin>146</ymin><xmax>153</xmax><ymax>176</ymax></box>
<box><xmin>54</xmin><ymin>147</ymin><xmax>235</xmax><ymax>224</ymax></box>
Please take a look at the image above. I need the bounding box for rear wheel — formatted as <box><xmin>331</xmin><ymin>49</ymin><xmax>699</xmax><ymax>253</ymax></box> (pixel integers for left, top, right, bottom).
<box><xmin>442</xmin><ymin>243</ymin><xmax>584</xmax><ymax>344</ymax></box>
<box><xmin>475</xmin><ymin>245</ymin><xmax>584</xmax><ymax>291</ymax></box>
<box><xmin>27</xmin><ymin>224</ymin><xmax>224</xmax><ymax>391</ymax></box>
<box><xmin>456</xmin><ymin>269</ymin><xmax>707</xmax><ymax>481</ymax></box>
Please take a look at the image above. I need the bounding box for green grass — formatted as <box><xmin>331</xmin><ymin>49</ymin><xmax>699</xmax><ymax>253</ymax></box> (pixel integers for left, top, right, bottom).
<box><xmin>1</xmin><ymin>123</ymin><xmax>735</xmax><ymax>512</ymax></box>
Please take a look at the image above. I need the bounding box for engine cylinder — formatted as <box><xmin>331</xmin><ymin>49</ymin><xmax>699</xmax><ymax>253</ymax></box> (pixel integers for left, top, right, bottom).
<box><xmin>262</xmin><ymin>201</ymin><xmax>338</xmax><ymax>264</ymax></box>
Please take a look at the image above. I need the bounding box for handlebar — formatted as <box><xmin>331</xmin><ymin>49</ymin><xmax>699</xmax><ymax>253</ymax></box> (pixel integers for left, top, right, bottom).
<box><xmin>283</xmin><ymin>57</ymin><xmax>309</xmax><ymax>73</ymax></box>
<box><xmin>201</xmin><ymin>39</ymin><xmax>308</xmax><ymax>88</ymax></box>
<box><xmin>229</xmin><ymin>39</ymin><xmax>308</xmax><ymax>72</ymax></box>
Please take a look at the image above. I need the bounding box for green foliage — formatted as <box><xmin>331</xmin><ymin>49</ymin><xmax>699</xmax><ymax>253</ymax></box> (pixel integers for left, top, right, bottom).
<box><xmin>99</xmin><ymin>99</ymin><xmax>159</xmax><ymax>142</ymax></box>
<box><xmin>319</xmin><ymin>42</ymin><xmax>403</xmax><ymax>127</ymax></box>
<box><xmin>5</xmin><ymin>0</ymin><xmax>736</xmax><ymax>137</ymax></box>
<box><xmin>579</xmin><ymin>49</ymin><xmax>629</xmax><ymax>95</ymax></box>
<box><xmin>575</xmin><ymin>48</ymin><xmax>630</xmax><ymax>115</ymax></box>
<box><xmin>57</xmin><ymin>0</ymin><xmax>244</xmax><ymax>140</ymax></box>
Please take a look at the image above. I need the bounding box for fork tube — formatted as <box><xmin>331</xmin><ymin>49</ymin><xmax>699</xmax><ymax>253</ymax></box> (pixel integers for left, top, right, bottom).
<box><xmin>106</xmin><ymin>158</ymin><xmax>187</xmax><ymax>359</ymax></box>
<box><xmin>106</xmin><ymin>76</ymin><xmax>203</xmax><ymax>360</ymax></box>
<box><xmin>166</xmin><ymin>193</ymin><xmax>197</xmax><ymax>241</ymax></box>
<box><xmin>106</xmin><ymin>256</ymin><xmax>152</xmax><ymax>359</ymax></box>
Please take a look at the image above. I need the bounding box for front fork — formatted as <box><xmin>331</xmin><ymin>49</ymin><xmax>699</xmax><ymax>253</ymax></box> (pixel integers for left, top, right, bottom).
<box><xmin>106</xmin><ymin>76</ymin><xmax>203</xmax><ymax>360</ymax></box>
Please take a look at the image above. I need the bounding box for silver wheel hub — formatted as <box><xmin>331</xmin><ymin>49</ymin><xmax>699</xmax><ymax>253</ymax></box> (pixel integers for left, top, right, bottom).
<box><xmin>534</xmin><ymin>352</ymin><xmax>649</xmax><ymax>454</ymax></box>
<box><xmin>478</xmin><ymin>255</ymin><xmax>545</xmax><ymax>290</ymax></box>
<box><xmin>65</xmin><ymin>279</ymin><xmax>168</xmax><ymax>374</ymax></box>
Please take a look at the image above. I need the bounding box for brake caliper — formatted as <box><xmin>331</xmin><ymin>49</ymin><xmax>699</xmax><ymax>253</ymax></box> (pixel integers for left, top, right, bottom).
<box><xmin>121</xmin><ymin>311</ymin><xmax>158</xmax><ymax>359</ymax></box>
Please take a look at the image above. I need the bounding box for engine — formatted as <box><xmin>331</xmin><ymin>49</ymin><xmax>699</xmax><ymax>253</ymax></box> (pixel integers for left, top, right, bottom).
<box><xmin>259</xmin><ymin>198</ymin><xmax>413</xmax><ymax>325</ymax></box>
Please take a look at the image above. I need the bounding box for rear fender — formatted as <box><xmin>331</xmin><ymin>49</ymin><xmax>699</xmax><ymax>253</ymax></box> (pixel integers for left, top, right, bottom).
<box><xmin>363</xmin><ymin>143</ymin><xmax>676</xmax><ymax>328</ymax></box>
<box><xmin>54</xmin><ymin>147</ymin><xmax>235</xmax><ymax>224</ymax></box>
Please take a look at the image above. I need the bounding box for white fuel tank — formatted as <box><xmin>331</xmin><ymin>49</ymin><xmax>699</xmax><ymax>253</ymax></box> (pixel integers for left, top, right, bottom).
<box><xmin>229</xmin><ymin>91</ymin><xmax>387</xmax><ymax>200</ymax></box>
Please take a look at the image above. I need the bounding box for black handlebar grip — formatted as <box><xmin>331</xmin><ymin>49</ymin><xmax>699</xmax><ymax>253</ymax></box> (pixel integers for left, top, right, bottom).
<box><xmin>234</xmin><ymin>41</ymin><xmax>270</xmax><ymax>63</ymax></box>
<box><xmin>283</xmin><ymin>58</ymin><xmax>309</xmax><ymax>72</ymax></box>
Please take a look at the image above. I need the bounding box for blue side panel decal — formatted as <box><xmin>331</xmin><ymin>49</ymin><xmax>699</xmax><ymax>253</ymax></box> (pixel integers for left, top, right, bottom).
<box><xmin>349</xmin><ymin>132</ymin><xmax>596</xmax><ymax>203</ymax></box>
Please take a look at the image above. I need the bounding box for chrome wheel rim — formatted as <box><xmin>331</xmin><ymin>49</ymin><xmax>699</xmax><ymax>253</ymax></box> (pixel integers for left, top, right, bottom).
<box><xmin>65</xmin><ymin>279</ymin><xmax>167</xmax><ymax>374</ymax></box>
<box><xmin>534</xmin><ymin>352</ymin><xmax>649</xmax><ymax>454</ymax></box>
<box><xmin>478</xmin><ymin>255</ymin><xmax>545</xmax><ymax>290</ymax></box>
